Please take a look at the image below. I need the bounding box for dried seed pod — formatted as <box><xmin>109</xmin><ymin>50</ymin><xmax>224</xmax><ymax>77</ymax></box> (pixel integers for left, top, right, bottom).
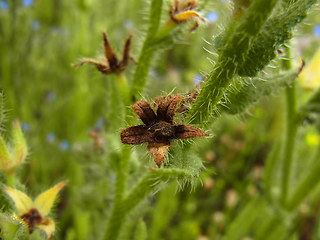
<box><xmin>120</xmin><ymin>94</ymin><xmax>208</xmax><ymax>167</ymax></box>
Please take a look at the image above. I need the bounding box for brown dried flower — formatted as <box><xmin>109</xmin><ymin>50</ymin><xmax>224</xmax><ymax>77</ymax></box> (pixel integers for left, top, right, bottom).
<box><xmin>74</xmin><ymin>32</ymin><xmax>133</xmax><ymax>74</ymax></box>
<box><xmin>120</xmin><ymin>95</ymin><xmax>208</xmax><ymax>167</ymax></box>
<box><xmin>169</xmin><ymin>0</ymin><xmax>205</xmax><ymax>31</ymax></box>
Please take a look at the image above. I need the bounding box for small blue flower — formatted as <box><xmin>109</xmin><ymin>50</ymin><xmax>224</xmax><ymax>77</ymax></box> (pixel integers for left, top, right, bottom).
<box><xmin>193</xmin><ymin>75</ymin><xmax>203</xmax><ymax>84</ymax></box>
<box><xmin>0</xmin><ymin>0</ymin><xmax>8</xmax><ymax>9</ymax></box>
<box><xmin>45</xmin><ymin>91</ymin><xmax>56</xmax><ymax>102</ymax></box>
<box><xmin>60</xmin><ymin>140</ymin><xmax>70</xmax><ymax>151</ymax></box>
<box><xmin>206</xmin><ymin>12</ymin><xmax>219</xmax><ymax>23</ymax></box>
<box><xmin>124</xmin><ymin>20</ymin><xmax>134</xmax><ymax>30</ymax></box>
<box><xmin>94</xmin><ymin>118</ymin><xmax>105</xmax><ymax>131</ymax></box>
<box><xmin>32</xmin><ymin>21</ymin><xmax>40</xmax><ymax>30</ymax></box>
<box><xmin>21</xmin><ymin>122</ymin><xmax>30</xmax><ymax>131</ymax></box>
<box><xmin>46</xmin><ymin>133</ymin><xmax>56</xmax><ymax>143</ymax></box>
<box><xmin>22</xmin><ymin>0</ymin><xmax>32</xmax><ymax>6</ymax></box>
<box><xmin>109</xmin><ymin>174</ymin><xmax>116</xmax><ymax>182</ymax></box>
<box><xmin>314</xmin><ymin>25</ymin><xmax>320</xmax><ymax>36</ymax></box>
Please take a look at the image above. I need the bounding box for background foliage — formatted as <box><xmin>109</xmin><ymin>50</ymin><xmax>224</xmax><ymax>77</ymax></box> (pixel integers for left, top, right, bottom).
<box><xmin>1</xmin><ymin>0</ymin><xmax>320</xmax><ymax>239</ymax></box>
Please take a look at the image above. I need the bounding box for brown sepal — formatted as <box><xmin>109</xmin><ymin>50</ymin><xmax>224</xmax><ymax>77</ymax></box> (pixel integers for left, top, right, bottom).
<box><xmin>147</xmin><ymin>142</ymin><xmax>170</xmax><ymax>168</ymax></box>
<box><xmin>174</xmin><ymin>125</ymin><xmax>209</xmax><ymax>139</ymax></box>
<box><xmin>131</xmin><ymin>100</ymin><xmax>156</xmax><ymax>125</ymax></box>
<box><xmin>156</xmin><ymin>94</ymin><xmax>184</xmax><ymax>122</ymax></box>
<box><xmin>120</xmin><ymin>125</ymin><xmax>152</xmax><ymax>144</ymax></box>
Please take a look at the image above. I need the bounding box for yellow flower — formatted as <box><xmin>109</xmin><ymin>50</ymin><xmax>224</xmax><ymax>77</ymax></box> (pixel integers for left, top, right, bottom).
<box><xmin>299</xmin><ymin>48</ymin><xmax>320</xmax><ymax>90</ymax></box>
<box><xmin>169</xmin><ymin>0</ymin><xmax>205</xmax><ymax>31</ymax></box>
<box><xmin>306</xmin><ymin>133</ymin><xmax>319</xmax><ymax>146</ymax></box>
<box><xmin>4</xmin><ymin>181</ymin><xmax>67</xmax><ymax>239</ymax></box>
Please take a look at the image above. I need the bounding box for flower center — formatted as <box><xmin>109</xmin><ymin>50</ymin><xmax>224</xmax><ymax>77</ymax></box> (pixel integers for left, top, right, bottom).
<box><xmin>20</xmin><ymin>208</ymin><xmax>43</xmax><ymax>233</ymax></box>
<box><xmin>148</xmin><ymin>121</ymin><xmax>175</xmax><ymax>141</ymax></box>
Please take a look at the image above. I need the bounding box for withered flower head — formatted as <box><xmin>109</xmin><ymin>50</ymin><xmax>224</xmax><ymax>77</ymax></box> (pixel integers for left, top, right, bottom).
<box><xmin>170</xmin><ymin>0</ymin><xmax>205</xmax><ymax>31</ymax></box>
<box><xmin>120</xmin><ymin>95</ymin><xmax>208</xmax><ymax>167</ymax></box>
<box><xmin>74</xmin><ymin>32</ymin><xmax>133</xmax><ymax>74</ymax></box>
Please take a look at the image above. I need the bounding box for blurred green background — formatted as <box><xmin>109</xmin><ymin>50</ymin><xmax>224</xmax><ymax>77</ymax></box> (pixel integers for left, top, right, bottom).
<box><xmin>1</xmin><ymin>0</ymin><xmax>320</xmax><ymax>239</ymax></box>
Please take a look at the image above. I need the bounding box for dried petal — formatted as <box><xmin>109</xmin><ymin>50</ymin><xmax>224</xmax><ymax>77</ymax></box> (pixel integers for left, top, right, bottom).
<box><xmin>153</xmin><ymin>95</ymin><xmax>166</xmax><ymax>107</ymax></box>
<box><xmin>120</xmin><ymin>35</ymin><xmax>133</xmax><ymax>67</ymax></box>
<box><xmin>120</xmin><ymin>125</ymin><xmax>152</xmax><ymax>144</ymax></box>
<box><xmin>184</xmin><ymin>0</ymin><xmax>198</xmax><ymax>10</ymax></box>
<box><xmin>75</xmin><ymin>32</ymin><xmax>132</xmax><ymax>75</ymax></box>
<box><xmin>74</xmin><ymin>58</ymin><xmax>111</xmax><ymax>74</ymax></box>
<box><xmin>174</xmin><ymin>125</ymin><xmax>208</xmax><ymax>139</ymax></box>
<box><xmin>103</xmin><ymin>32</ymin><xmax>119</xmax><ymax>69</ymax></box>
<box><xmin>147</xmin><ymin>142</ymin><xmax>170</xmax><ymax>167</ymax></box>
<box><xmin>156</xmin><ymin>95</ymin><xmax>184</xmax><ymax>122</ymax></box>
<box><xmin>132</xmin><ymin>101</ymin><xmax>156</xmax><ymax>126</ymax></box>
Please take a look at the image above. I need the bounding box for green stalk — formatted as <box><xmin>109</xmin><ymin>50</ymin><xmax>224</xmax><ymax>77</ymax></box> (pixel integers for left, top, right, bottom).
<box><xmin>6</xmin><ymin>171</ymin><xmax>17</xmax><ymax>187</ymax></box>
<box><xmin>104</xmin><ymin>72</ymin><xmax>130</xmax><ymax>240</ymax></box>
<box><xmin>123</xmin><ymin>168</ymin><xmax>193</xmax><ymax>213</ymax></box>
<box><xmin>187</xmin><ymin>0</ymin><xmax>279</xmax><ymax>124</ymax></box>
<box><xmin>116</xmin><ymin>73</ymin><xmax>130</xmax><ymax>105</ymax></box>
<box><xmin>226</xmin><ymin>197</ymin><xmax>267</xmax><ymax>240</ymax></box>
<box><xmin>103</xmin><ymin>146</ymin><xmax>131</xmax><ymax>240</ymax></box>
<box><xmin>263</xmin><ymin>140</ymin><xmax>282</xmax><ymax>200</ymax></box>
<box><xmin>280</xmin><ymin>46</ymin><xmax>298</xmax><ymax>206</ymax></box>
<box><xmin>103</xmin><ymin>168</ymin><xmax>194</xmax><ymax>240</ymax></box>
<box><xmin>281</xmin><ymin>83</ymin><xmax>297</xmax><ymax>205</ymax></box>
<box><xmin>130</xmin><ymin>0</ymin><xmax>163</xmax><ymax>102</ymax></box>
<box><xmin>286</xmin><ymin>144</ymin><xmax>320</xmax><ymax>211</ymax></box>
<box><xmin>133</xmin><ymin>220</ymin><xmax>147</xmax><ymax>240</ymax></box>
<box><xmin>106</xmin><ymin>75</ymin><xmax>125</xmax><ymax>131</ymax></box>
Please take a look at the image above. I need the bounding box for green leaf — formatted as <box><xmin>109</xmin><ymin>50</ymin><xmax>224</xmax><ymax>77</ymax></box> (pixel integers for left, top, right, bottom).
<box><xmin>237</xmin><ymin>0</ymin><xmax>318</xmax><ymax>77</ymax></box>
<box><xmin>218</xmin><ymin>71</ymin><xmax>297</xmax><ymax>115</ymax></box>
<box><xmin>188</xmin><ymin>0</ymin><xmax>279</xmax><ymax>123</ymax></box>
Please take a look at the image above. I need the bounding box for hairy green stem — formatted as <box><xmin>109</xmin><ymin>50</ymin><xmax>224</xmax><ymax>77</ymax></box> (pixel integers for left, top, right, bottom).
<box><xmin>104</xmin><ymin>146</ymin><xmax>131</xmax><ymax>240</ymax></box>
<box><xmin>263</xmin><ymin>140</ymin><xmax>282</xmax><ymax>201</ymax></box>
<box><xmin>6</xmin><ymin>171</ymin><xmax>17</xmax><ymax>187</ymax></box>
<box><xmin>104</xmin><ymin>168</ymin><xmax>194</xmax><ymax>240</ymax></box>
<box><xmin>280</xmin><ymin>47</ymin><xmax>298</xmax><ymax>206</ymax></box>
<box><xmin>116</xmin><ymin>73</ymin><xmax>130</xmax><ymax>105</ymax></box>
<box><xmin>103</xmin><ymin>171</ymin><xmax>156</xmax><ymax>240</ymax></box>
<box><xmin>281</xmin><ymin>83</ymin><xmax>297</xmax><ymax>206</ymax></box>
<box><xmin>130</xmin><ymin>0</ymin><xmax>163</xmax><ymax>102</ymax></box>
<box><xmin>187</xmin><ymin>0</ymin><xmax>279</xmax><ymax>123</ymax></box>
<box><xmin>124</xmin><ymin>168</ymin><xmax>194</xmax><ymax>213</ymax></box>
<box><xmin>106</xmin><ymin>75</ymin><xmax>125</xmax><ymax>131</ymax></box>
